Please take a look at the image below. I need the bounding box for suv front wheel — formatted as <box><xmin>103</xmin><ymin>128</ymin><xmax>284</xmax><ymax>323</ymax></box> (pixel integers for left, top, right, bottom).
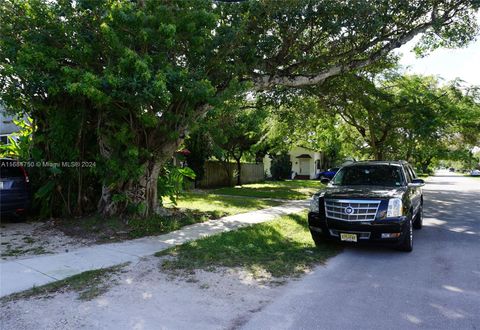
<box><xmin>310</xmin><ymin>231</ymin><xmax>323</xmax><ymax>247</ymax></box>
<box><xmin>397</xmin><ymin>217</ymin><xmax>413</xmax><ymax>252</ymax></box>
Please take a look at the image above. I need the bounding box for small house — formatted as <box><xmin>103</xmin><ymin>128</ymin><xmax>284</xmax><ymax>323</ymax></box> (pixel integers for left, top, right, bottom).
<box><xmin>264</xmin><ymin>146</ymin><xmax>326</xmax><ymax>180</ymax></box>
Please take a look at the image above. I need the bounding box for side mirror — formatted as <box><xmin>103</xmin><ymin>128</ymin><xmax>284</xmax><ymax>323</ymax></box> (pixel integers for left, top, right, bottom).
<box><xmin>409</xmin><ymin>178</ymin><xmax>425</xmax><ymax>187</ymax></box>
<box><xmin>321</xmin><ymin>178</ymin><xmax>331</xmax><ymax>185</ymax></box>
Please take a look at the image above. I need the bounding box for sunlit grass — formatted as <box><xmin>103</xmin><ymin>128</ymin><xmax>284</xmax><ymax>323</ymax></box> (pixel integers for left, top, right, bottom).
<box><xmin>157</xmin><ymin>212</ymin><xmax>341</xmax><ymax>278</ymax></box>
<box><xmin>0</xmin><ymin>264</ymin><xmax>128</xmax><ymax>302</ymax></box>
<box><xmin>164</xmin><ymin>193</ymin><xmax>283</xmax><ymax>216</ymax></box>
<box><xmin>210</xmin><ymin>180</ymin><xmax>323</xmax><ymax>200</ymax></box>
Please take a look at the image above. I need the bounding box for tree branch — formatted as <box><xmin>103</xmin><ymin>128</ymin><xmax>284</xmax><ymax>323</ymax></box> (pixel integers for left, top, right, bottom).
<box><xmin>252</xmin><ymin>22</ymin><xmax>433</xmax><ymax>91</ymax></box>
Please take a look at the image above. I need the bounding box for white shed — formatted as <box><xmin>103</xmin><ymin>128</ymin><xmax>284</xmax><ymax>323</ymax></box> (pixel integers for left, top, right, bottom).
<box><xmin>264</xmin><ymin>146</ymin><xmax>325</xmax><ymax>180</ymax></box>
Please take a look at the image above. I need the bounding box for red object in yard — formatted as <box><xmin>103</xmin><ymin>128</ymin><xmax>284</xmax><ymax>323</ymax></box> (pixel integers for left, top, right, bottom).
<box><xmin>176</xmin><ymin>149</ymin><xmax>191</xmax><ymax>156</ymax></box>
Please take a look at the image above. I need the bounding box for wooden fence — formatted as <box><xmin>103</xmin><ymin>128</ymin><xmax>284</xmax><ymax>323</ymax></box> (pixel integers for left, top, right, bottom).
<box><xmin>198</xmin><ymin>161</ymin><xmax>264</xmax><ymax>188</ymax></box>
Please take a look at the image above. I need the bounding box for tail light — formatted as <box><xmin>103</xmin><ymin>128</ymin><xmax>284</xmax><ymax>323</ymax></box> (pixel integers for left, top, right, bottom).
<box><xmin>18</xmin><ymin>165</ymin><xmax>30</xmax><ymax>184</ymax></box>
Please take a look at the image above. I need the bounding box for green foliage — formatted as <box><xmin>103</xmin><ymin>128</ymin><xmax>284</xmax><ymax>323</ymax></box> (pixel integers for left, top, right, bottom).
<box><xmin>34</xmin><ymin>180</ymin><xmax>56</xmax><ymax>217</ymax></box>
<box><xmin>270</xmin><ymin>153</ymin><xmax>292</xmax><ymax>180</ymax></box>
<box><xmin>128</xmin><ymin>210</ymin><xmax>219</xmax><ymax>239</ymax></box>
<box><xmin>184</xmin><ymin>129</ymin><xmax>213</xmax><ymax>185</ymax></box>
<box><xmin>0</xmin><ymin>117</ymin><xmax>33</xmax><ymax>159</ymax></box>
<box><xmin>1</xmin><ymin>0</ymin><xmax>478</xmax><ymax>217</ymax></box>
<box><xmin>157</xmin><ymin>164</ymin><xmax>196</xmax><ymax>206</ymax></box>
<box><xmin>258</xmin><ymin>96</ymin><xmax>349</xmax><ymax>166</ymax></box>
<box><xmin>184</xmin><ymin>101</ymin><xmax>268</xmax><ymax>186</ymax></box>
<box><xmin>304</xmin><ymin>72</ymin><xmax>480</xmax><ymax>167</ymax></box>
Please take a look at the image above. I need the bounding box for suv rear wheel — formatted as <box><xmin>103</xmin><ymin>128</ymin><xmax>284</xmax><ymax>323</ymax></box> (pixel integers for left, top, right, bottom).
<box><xmin>413</xmin><ymin>205</ymin><xmax>423</xmax><ymax>229</ymax></box>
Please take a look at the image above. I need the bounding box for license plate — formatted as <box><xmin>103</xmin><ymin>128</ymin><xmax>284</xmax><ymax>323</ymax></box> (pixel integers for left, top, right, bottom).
<box><xmin>340</xmin><ymin>233</ymin><xmax>357</xmax><ymax>242</ymax></box>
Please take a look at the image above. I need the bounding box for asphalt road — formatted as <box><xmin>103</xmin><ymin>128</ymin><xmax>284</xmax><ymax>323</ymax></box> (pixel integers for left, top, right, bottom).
<box><xmin>242</xmin><ymin>172</ymin><xmax>480</xmax><ymax>330</ymax></box>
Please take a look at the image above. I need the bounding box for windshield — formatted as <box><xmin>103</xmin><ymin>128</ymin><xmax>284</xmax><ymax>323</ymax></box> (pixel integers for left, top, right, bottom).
<box><xmin>332</xmin><ymin>165</ymin><xmax>405</xmax><ymax>187</ymax></box>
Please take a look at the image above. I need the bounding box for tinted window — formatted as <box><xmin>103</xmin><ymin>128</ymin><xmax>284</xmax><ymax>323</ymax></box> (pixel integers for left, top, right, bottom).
<box><xmin>0</xmin><ymin>160</ymin><xmax>23</xmax><ymax>178</ymax></box>
<box><xmin>403</xmin><ymin>165</ymin><xmax>413</xmax><ymax>183</ymax></box>
<box><xmin>332</xmin><ymin>165</ymin><xmax>405</xmax><ymax>187</ymax></box>
<box><xmin>408</xmin><ymin>165</ymin><xmax>417</xmax><ymax>179</ymax></box>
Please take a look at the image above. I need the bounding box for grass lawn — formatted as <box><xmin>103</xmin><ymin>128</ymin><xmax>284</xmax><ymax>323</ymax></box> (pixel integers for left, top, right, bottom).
<box><xmin>0</xmin><ymin>263</ymin><xmax>128</xmax><ymax>302</ymax></box>
<box><xmin>464</xmin><ymin>173</ymin><xmax>480</xmax><ymax>178</ymax></box>
<box><xmin>165</xmin><ymin>193</ymin><xmax>283</xmax><ymax>217</ymax></box>
<box><xmin>210</xmin><ymin>180</ymin><xmax>323</xmax><ymax>200</ymax></box>
<box><xmin>56</xmin><ymin>193</ymin><xmax>284</xmax><ymax>243</ymax></box>
<box><xmin>157</xmin><ymin>212</ymin><xmax>341</xmax><ymax>278</ymax></box>
<box><xmin>56</xmin><ymin>208</ymin><xmax>222</xmax><ymax>242</ymax></box>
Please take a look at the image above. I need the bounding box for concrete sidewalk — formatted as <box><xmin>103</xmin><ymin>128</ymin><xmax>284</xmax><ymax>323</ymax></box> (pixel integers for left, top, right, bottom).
<box><xmin>0</xmin><ymin>200</ymin><xmax>309</xmax><ymax>297</ymax></box>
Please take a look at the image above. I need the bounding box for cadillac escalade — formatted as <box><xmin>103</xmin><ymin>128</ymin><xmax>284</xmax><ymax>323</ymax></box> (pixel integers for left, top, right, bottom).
<box><xmin>308</xmin><ymin>161</ymin><xmax>424</xmax><ymax>252</ymax></box>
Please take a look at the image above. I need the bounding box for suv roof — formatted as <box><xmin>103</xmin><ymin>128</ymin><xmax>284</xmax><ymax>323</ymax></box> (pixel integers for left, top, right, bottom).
<box><xmin>343</xmin><ymin>160</ymin><xmax>409</xmax><ymax>167</ymax></box>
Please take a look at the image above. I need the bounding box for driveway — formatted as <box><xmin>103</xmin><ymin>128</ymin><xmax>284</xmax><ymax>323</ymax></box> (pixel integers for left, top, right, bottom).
<box><xmin>242</xmin><ymin>172</ymin><xmax>480</xmax><ymax>330</ymax></box>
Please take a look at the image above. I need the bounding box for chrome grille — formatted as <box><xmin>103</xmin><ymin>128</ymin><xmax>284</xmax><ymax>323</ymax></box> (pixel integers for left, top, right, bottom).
<box><xmin>324</xmin><ymin>199</ymin><xmax>381</xmax><ymax>221</ymax></box>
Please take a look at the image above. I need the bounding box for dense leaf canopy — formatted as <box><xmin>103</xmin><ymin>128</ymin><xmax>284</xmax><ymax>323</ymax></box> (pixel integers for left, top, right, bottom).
<box><xmin>1</xmin><ymin>0</ymin><xmax>479</xmax><ymax>216</ymax></box>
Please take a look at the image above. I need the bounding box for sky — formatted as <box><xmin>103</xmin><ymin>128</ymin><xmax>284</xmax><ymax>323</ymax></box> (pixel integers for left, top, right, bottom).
<box><xmin>397</xmin><ymin>35</ymin><xmax>480</xmax><ymax>86</ymax></box>
<box><xmin>397</xmin><ymin>30</ymin><xmax>480</xmax><ymax>152</ymax></box>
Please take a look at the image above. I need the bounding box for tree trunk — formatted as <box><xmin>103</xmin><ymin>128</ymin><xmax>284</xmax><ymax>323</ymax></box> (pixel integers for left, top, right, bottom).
<box><xmin>375</xmin><ymin>148</ymin><xmax>384</xmax><ymax>161</ymax></box>
<box><xmin>98</xmin><ymin>158</ymin><xmax>163</xmax><ymax>217</ymax></box>
<box><xmin>370</xmin><ymin>138</ymin><xmax>384</xmax><ymax>160</ymax></box>
<box><xmin>97</xmin><ymin>127</ymin><xmax>182</xmax><ymax>218</ymax></box>
<box><xmin>235</xmin><ymin>157</ymin><xmax>242</xmax><ymax>186</ymax></box>
<box><xmin>219</xmin><ymin>159</ymin><xmax>234</xmax><ymax>186</ymax></box>
<box><xmin>128</xmin><ymin>159</ymin><xmax>162</xmax><ymax>217</ymax></box>
<box><xmin>421</xmin><ymin>158</ymin><xmax>432</xmax><ymax>174</ymax></box>
<box><xmin>96</xmin><ymin>104</ymin><xmax>202</xmax><ymax>218</ymax></box>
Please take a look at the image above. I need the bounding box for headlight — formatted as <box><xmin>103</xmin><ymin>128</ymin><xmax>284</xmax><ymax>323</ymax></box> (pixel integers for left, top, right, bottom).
<box><xmin>387</xmin><ymin>198</ymin><xmax>403</xmax><ymax>218</ymax></box>
<box><xmin>310</xmin><ymin>194</ymin><xmax>320</xmax><ymax>213</ymax></box>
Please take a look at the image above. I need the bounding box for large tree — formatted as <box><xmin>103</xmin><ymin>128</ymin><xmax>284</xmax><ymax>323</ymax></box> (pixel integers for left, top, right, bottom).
<box><xmin>185</xmin><ymin>102</ymin><xmax>266</xmax><ymax>186</ymax></box>
<box><xmin>312</xmin><ymin>73</ymin><xmax>480</xmax><ymax>168</ymax></box>
<box><xmin>256</xmin><ymin>96</ymin><xmax>351</xmax><ymax>167</ymax></box>
<box><xmin>1</xmin><ymin>0</ymin><xmax>479</xmax><ymax>217</ymax></box>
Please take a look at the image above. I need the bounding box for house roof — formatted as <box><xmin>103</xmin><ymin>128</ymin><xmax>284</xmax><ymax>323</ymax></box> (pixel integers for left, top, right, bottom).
<box><xmin>295</xmin><ymin>145</ymin><xmax>322</xmax><ymax>152</ymax></box>
<box><xmin>296</xmin><ymin>154</ymin><xmax>312</xmax><ymax>159</ymax></box>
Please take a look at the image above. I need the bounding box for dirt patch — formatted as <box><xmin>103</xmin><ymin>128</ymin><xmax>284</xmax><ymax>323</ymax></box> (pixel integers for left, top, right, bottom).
<box><xmin>1</xmin><ymin>209</ymin><xmax>223</xmax><ymax>261</ymax></box>
<box><xmin>0</xmin><ymin>221</ymin><xmax>91</xmax><ymax>261</ymax></box>
<box><xmin>0</xmin><ymin>256</ymin><xmax>284</xmax><ymax>330</ymax></box>
<box><xmin>53</xmin><ymin>209</ymin><xmax>224</xmax><ymax>242</ymax></box>
<box><xmin>1</xmin><ymin>263</ymin><xmax>129</xmax><ymax>303</ymax></box>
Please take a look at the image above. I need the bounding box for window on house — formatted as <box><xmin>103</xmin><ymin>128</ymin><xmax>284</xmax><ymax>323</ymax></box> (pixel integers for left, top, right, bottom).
<box><xmin>0</xmin><ymin>135</ymin><xmax>9</xmax><ymax>145</ymax></box>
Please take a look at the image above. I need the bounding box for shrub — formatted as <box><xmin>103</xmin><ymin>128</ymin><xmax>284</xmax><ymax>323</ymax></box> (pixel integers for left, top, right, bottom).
<box><xmin>270</xmin><ymin>153</ymin><xmax>292</xmax><ymax>180</ymax></box>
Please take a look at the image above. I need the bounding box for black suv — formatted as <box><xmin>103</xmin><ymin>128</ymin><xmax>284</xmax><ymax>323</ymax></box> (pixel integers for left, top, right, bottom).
<box><xmin>308</xmin><ymin>161</ymin><xmax>424</xmax><ymax>252</ymax></box>
<box><xmin>0</xmin><ymin>158</ymin><xmax>31</xmax><ymax>219</ymax></box>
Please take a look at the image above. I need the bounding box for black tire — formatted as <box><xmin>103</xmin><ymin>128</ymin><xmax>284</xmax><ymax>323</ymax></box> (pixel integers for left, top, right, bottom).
<box><xmin>3</xmin><ymin>213</ymin><xmax>26</xmax><ymax>223</ymax></box>
<box><xmin>413</xmin><ymin>205</ymin><xmax>423</xmax><ymax>229</ymax></box>
<box><xmin>397</xmin><ymin>217</ymin><xmax>413</xmax><ymax>252</ymax></box>
<box><xmin>311</xmin><ymin>231</ymin><xmax>323</xmax><ymax>247</ymax></box>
